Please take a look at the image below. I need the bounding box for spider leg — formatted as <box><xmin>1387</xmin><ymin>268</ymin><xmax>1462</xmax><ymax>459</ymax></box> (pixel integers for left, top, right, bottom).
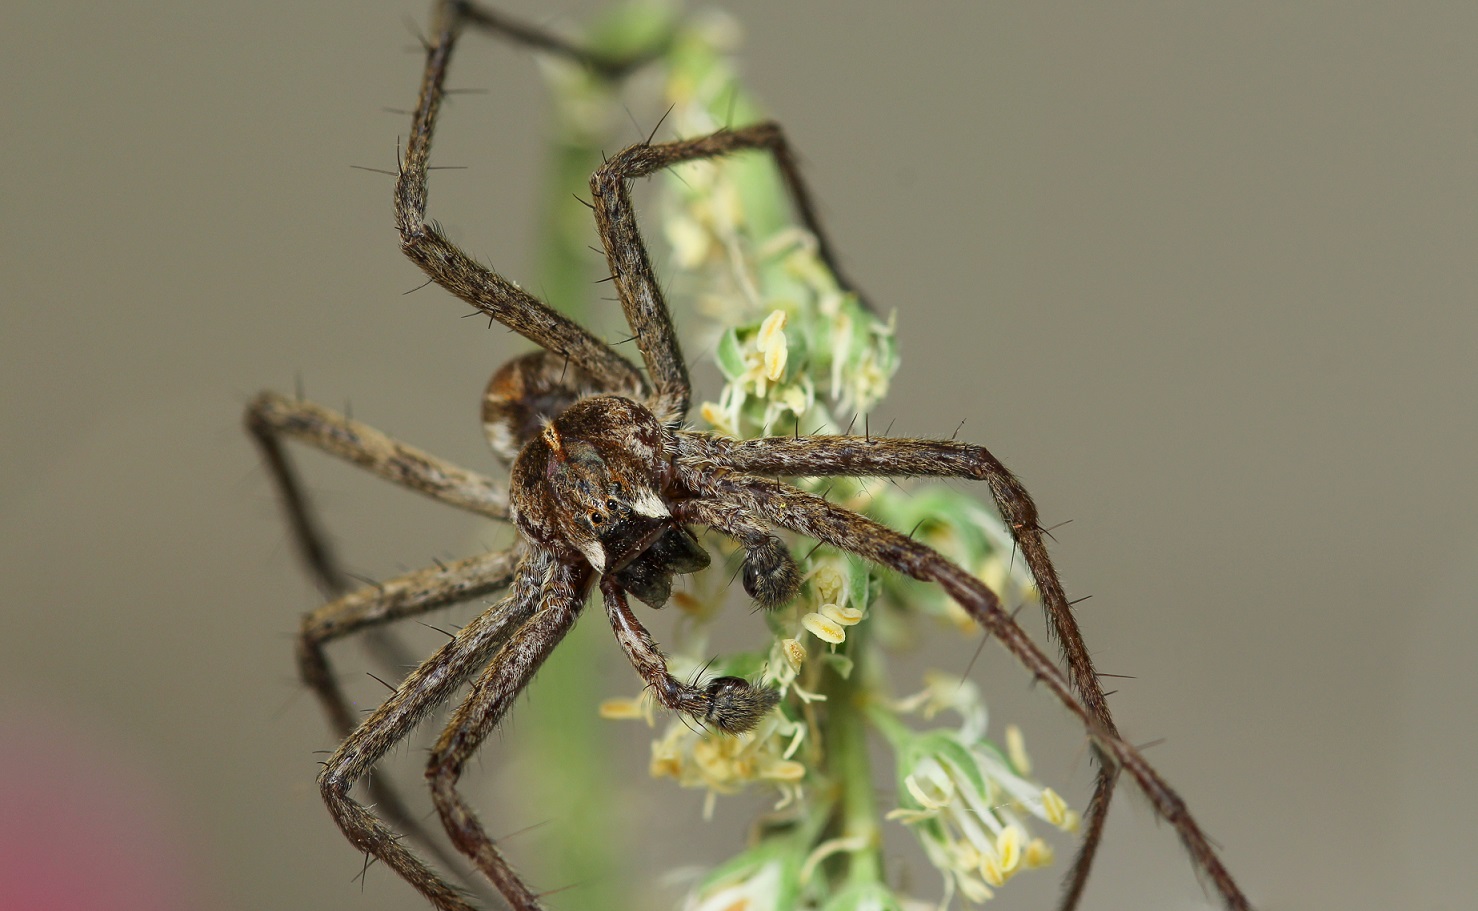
<box><xmin>396</xmin><ymin>13</ymin><xmax>647</xmax><ymax>400</ymax></box>
<box><xmin>425</xmin><ymin>558</ymin><xmax>590</xmax><ymax>911</ymax></box>
<box><xmin>246</xmin><ymin>392</ymin><xmax>509</xmax><ymax>566</ymax></box>
<box><xmin>676</xmin><ymin>430</ymin><xmax>1120</xmax><ymax>908</ymax></box>
<box><xmin>249</xmin><ymin>390</ymin><xmax>520</xmax><ymax>889</ymax></box>
<box><xmin>591</xmin><ymin>121</ymin><xmax>871</xmax><ymax>424</ymax></box>
<box><xmin>600</xmin><ymin>576</ymin><xmax>779</xmax><ymax>734</ymax></box>
<box><xmin>298</xmin><ymin>547</ymin><xmax>522</xmax><ymax>898</ymax></box>
<box><xmin>673</xmin><ymin>470</ymin><xmax>1251</xmax><ymax>911</ymax></box>
<box><xmin>453</xmin><ymin>0</ymin><xmax>670</xmax><ymax>80</ymax></box>
<box><xmin>678</xmin><ymin>497</ymin><xmax>800</xmax><ymax>608</ymax></box>
<box><xmin>317</xmin><ymin>551</ymin><xmax>555</xmax><ymax>911</ymax></box>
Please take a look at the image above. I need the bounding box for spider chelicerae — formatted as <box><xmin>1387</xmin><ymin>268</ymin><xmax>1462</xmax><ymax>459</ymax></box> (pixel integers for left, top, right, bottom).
<box><xmin>247</xmin><ymin>3</ymin><xmax>1251</xmax><ymax>910</ymax></box>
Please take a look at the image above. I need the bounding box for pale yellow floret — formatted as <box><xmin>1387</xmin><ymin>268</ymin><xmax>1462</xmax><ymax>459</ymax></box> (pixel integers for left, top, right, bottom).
<box><xmin>1005</xmin><ymin>723</ymin><xmax>1032</xmax><ymax>775</ymax></box>
<box><xmin>764</xmin><ymin>340</ymin><xmax>787</xmax><ymax>382</ymax></box>
<box><xmin>650</xmin><ymin>727</ymin><xmax>685</xmax><ymax>780</ymax></box>
<box><xmin>666</xmin><ymin>214</ymin><xmax>712</xmax><ymax>268</ymax></box>
<box><xmin>780</xmin><ymin>638</ymin><xmax>806</xmax><ymax>672</ymax></box>
<box><xmin>779</xmin><ymin>383</ymin><xmax>809</xmax><ymax>416</ymax></box>
<box><xmin>903</xmin><ymin>769</ymin><xmax>953</xmax><ymax>809</ymax></box>
<box><xmin>647</xmin><ymin>712</ymin><xmax>806</xmax><ymax>815</ymax></box>
<box><xmin>598</xmin><ymin>696</ymin><xmax>650</xmax><ymax>724</ymax></box>
<box><xmin>808</xmin><ymin>559</ymin><xmax>847</xmax><ymax>605</ymax></box>
<box><xmin>1040</xmin><ymin>787</ymin><xmax>1069</xmax><ymax>828</ymax></box>
<box><xmin>758</xmin><ymin>756</ymin><xmax>806</xmax><ymax>782</ymax></box>
<box><xmin>746</xmin><ymin>308</ymin><xmax>787</xmax><ymax>383</ymax></box>
<box><xmin>801</xmin><ymin>611</ymin><xmax>845</xmax><ymax>644</ymax></box>
<box><xmin>757</xmin><ymin>309</ymin><xmax>787</xmax><ymax>345</ymax></box>
<box><xmin>713</xmin><ymin>179</ymin><xmax>745</xmax><ymax>232</ymax></box>
<box><xmin>995</xmin><ymin>826</ymin><xmax>1023</xmax><ymax>876</ymax></box>
<box><xmin>820</xmin><ymin>603</ymin><xmax>864</xmax><ymax>626</ymax></box>
<box><xmin>980</xmin><ymin>854</ymin><xmax>1006</xmax><ymax>888</ymax></box>
<box><xmin>700</xmin><ymin>401</ymin><xmax>736</xmax><ymax>436</ymax></box>
<box><xmin>977</xmin><ymin>556</ymin><xmax>1009</xmax><ymax>599</ymax></box>
<box><xmin>1024</xmin><ymin>837</ymin><xmax>1054</xmax><ymax>869</ymax></box>
<box><xmin>955</xmin><ymin>874</ymin><xmax>994</xmax><ymax>904</ymax></box>
<box><xmin>915</xmin><ymin>670</ymin><xmax>983</xmax><ymax>722</ymax></box>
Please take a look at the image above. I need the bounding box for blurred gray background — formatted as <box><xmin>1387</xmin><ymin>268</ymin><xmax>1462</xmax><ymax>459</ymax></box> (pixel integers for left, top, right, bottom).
<box><xmin>3</xmin><ymin>2</ymin><xmax>1475</xmax><ymax>910</ymax></box>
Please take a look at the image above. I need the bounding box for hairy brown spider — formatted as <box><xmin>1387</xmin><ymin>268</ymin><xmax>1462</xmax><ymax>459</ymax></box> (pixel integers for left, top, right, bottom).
<box><xmin>246</xmin><ymin>3</ymin><xmax>1251</xmax><ymax>910</ymax></box>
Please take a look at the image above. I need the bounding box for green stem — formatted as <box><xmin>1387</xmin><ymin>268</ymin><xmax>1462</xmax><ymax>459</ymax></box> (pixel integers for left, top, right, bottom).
<box><xmin>821</xmin><ymin>627</ymin><xmax>883</xmax><ymax>888</ymax></box>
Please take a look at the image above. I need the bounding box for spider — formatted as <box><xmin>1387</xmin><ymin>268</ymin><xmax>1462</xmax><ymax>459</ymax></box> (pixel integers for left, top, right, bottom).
<box><xmin>246</xmin><ymin>3</ymin><xmax>1251</xmax><ymax>910</ymax></box>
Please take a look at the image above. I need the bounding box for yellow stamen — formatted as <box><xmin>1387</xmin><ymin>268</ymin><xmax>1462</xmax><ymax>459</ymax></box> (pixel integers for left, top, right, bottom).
<box><xmin>1024</xmin><ymin>837</ymin><xmax>1054</xmax><ymax>869</ymax></box>
<box><xmin>801</xmin><ymin>611</ymin><xmax>845</xmax><ymax>644</ymax></box>
<box><xmin>821</xmin><ymin>603</ymin><xmax>864</xmax><ymax>626</ymax></box>
<box><xmin>598</xmin><ymin>697</ymin><xmax>643</xmax><ymax>720</ymax></box>
<box><xmin>996</xmin><ymin>826</ymin><xmax>1023</xmax><ymax>875</ymax></box>
<box><xmin>780</xmin><ymin>638</ymin><xmax>806</xmax><ymax>671</ymax></box>
<box><xmin>1041</xmin><ymin>787</ymin><xmax>1069</xmax><ymax>828</ymax></box>
<box><xmin>1005</xmin><ymin>723</ymin><xmax>1031</xmax><ymax>775</ymax></box>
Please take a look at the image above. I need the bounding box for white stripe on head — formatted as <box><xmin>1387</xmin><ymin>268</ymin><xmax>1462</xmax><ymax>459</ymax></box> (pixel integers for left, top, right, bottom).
<box><xmin>577</xmin><ymin>540</ymin><xmax>607</xmax><ymax>572</ymax></box>
<box><xmin>631</xmin><ymin>489</ymin><xmax>669</xmax><ymax>518</ymax></box>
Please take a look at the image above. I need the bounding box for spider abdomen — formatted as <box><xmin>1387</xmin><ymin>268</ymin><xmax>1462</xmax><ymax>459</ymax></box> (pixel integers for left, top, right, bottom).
<box><xmin>481</xmin><ymin>351</ymin><xmax>603</xmax><ymax>462</ymax></box>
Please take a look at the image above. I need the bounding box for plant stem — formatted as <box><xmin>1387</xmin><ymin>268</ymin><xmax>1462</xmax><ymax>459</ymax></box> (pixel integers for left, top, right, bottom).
<box><xmin>821</xmin><ymin>624</ymin><xmax>883</xmax><ymax>888</ymax></box>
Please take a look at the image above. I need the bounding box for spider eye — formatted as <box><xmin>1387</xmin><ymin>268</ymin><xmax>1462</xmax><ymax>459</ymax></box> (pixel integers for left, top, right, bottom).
<box><xmin>606</xmin><ymin>498</ymin><xmax>621</xmax><ymax>511</ymax></box>
<box><xmin>589</xmin><ymin>511</ymin><xmax>603</xmax><ymax>526</ymax></box>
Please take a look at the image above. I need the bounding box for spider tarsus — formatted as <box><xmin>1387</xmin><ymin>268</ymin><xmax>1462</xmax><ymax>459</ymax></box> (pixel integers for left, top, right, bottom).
<box><xmin>702</xmin><ymin>676</ymin><xmax>780</xmax><ymax>734</ymax></box>
<box><xmin>741</xmin><ymin>537</ymin><xmax>800</xmax><ymax>609</ymax></box>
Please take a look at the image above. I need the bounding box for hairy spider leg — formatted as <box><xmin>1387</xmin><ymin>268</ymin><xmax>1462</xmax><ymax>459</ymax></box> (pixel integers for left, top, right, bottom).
<box><xmin>317</xmin><ymin>552</ymin><xmax>571</xmax><ymax>911</ymax></box>
<box><xmin>601</xmin><ymin>577</ymin><xmax>780</xmax><ymax>734</ymax></box>
<box><xmin>676</xmin><ymin>496</ymin><xmax>801</xmax><ymax>608</ymax></box>
<box><xmin>590</xmin><ymin>121</ymin><xmax>875</xmax><ymax>425</ymax></box>
<box><xmin>247</xmin><ymin>392</ymin><xmax>510</xmax><ymax>526</ymax></box>
<box><xmin>409</xmin><ymin>6</ymin><xmax>874</xmax><ymax>428</ymax></box>
<box><xmin>424</xmin><ymin>556</ymin><xmax>589</xmax><ymax>911</ymax></box>
<box><xmin>301</xmin><ymin>549</ymin><xmax>522</xmax><ymax>885</ymax></box>
<box><xmin>247</xmin><ymin>391</ymin><xmax>517</xmax><ymax>888</ymax></box>
<box><xmin>394</xmin><ymin>12</ymin><xmax>648</xmax><ymax>403</ymax></box>
<box><xmin>674</xmin><ymin>430</ymin><xmax>1125</xmax><ymax>906</ymax></box>
<box><xmin>674</xmin><ymin>469</ymin><xmax>1251</xmax><ymax>911</ymax></box>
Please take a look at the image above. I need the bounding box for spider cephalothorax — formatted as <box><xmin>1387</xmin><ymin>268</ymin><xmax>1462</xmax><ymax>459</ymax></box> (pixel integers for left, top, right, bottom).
<box><xmin>246</xmin><ymin>4</ymin><xmax>1252</xmax><ymax>911</ymax></box>
<box><xmin>509</xmin><ymin>394</ymin><xmax>677</xmax><ymax>576</ymax></box>
<box><xmin>492</xmin><ymin>354</ymin><xmax>799</xmax><ymax>615</ymax></box>
<box><xmin>514</xmin><ymin>393</ymin><xmax>718</xmax><ymax>610</ymax></box>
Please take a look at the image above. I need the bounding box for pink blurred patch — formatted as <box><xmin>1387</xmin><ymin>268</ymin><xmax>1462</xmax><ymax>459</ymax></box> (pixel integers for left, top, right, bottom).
<box><xmin>0</xmin><ymin>710</ymin><xmax>211</xmax><ymax>911</ymax></box>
